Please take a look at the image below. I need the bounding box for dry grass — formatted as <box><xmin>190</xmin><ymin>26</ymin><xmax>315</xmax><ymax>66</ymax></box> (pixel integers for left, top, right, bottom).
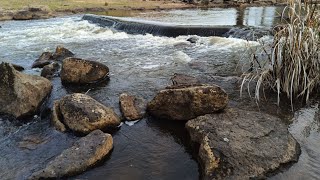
<box><xmin>0</xmin><ymin>0</ymin><xmax>189</xmax><ymax>11</ymax></box>
<box><xmin>241</xmin><ymin>0</ymin><xmax>320</xmax><ymax>108</ymax></box>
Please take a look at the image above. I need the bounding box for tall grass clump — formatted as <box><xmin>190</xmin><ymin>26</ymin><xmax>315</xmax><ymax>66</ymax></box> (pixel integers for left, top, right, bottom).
<box><xmin>241</xmin><ymin>0</ymin><xmax>320</xmax><ymax>107</ymax></box>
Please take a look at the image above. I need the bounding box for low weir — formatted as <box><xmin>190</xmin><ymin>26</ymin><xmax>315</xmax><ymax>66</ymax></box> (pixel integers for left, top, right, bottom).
<box><xmin>82</xmin><ymin>14</ymin><xmax>233</xmax><ymax>37</ymax></box>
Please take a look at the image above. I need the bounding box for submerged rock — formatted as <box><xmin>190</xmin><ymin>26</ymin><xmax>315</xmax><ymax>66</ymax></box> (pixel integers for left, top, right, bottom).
<box><xmin>223</xmin><ymin>27</ymin><xmax>272</xmax><ymax>41</ymax></box>
<box><xmin>32</xmin><ymin>52</ymin><xmax>53</xmax><ymax>68</ymax></box>
<box><xmin>170</xmin><ymin>73</ymin><xmax>201</xmax><ymax>86</ymax></box>
<box><xmin>147</xmin><ymin>85</ymin><xmax>228</xmax><ymax>120</ymax></box>
<box><xmin>52</xmin><ymin>45</ymin><xmax>74</xmax><ymax>61</ymax></box>
<box><xmin>29</xmin><ymin>130</ymin><xmax>113</xmax><ymax>179</ymax></box>
<box><xmin>11</xmin><ymin>63</ymin><xmax>25</xmax><ymax>71</ymax></box>
<box><xmin>186</xmin><ymin>108</ymin><xmax>299</xmax><ymax>179</ymax></box>
<box><xmin>41</xmin><ymin>62</ymin><xmax>60</xmax><ymax>78</ymax></box>
<box><xmin>0</xmin><ymin>62</ymin><xmax>52</xmax><ymax>119</ymax></box>
<box><xmin>119</xmin><ymin>93</ymin><xmax>146</xmax><ymax>121</ymax></box>
<box><xmin>32</xmin><ymin>46</ymin><xmax>74</xmax><ymax>69</ymax></box>
<box><xmin>61</xmin><ymin>58</ymin><xmax>109</xmax><ymax>84</ymax></box>
<box><xmin>54</xmin><ymin>93</ymin><xmax>120</xmax><ymax>134</ymax></box>
<box><xmin>186</xmin><ymin>36</ymin><xmax>199</xmax><ymax>43</ymax></box>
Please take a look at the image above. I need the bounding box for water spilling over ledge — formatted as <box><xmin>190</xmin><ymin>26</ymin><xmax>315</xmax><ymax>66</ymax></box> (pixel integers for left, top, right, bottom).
<box><xmin>82</xmin><ymin>14</ymin><xmax>232</xmax><ymax>37</ymax></box>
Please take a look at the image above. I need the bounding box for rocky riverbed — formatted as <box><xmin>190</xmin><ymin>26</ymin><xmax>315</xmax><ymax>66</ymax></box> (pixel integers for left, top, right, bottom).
<box><xmin>0</xmin><ymin>11</ymin><xmax>319</xmax><ymax>180</ymax></box>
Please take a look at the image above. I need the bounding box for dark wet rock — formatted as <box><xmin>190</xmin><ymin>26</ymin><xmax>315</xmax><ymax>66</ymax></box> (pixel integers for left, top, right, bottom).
<box><xmin>33</xmin><ymin>46</ymin><xmax>73</xmax><ymax>69</ymax></box>
<box><xmin>0</xmin><ymin>11</ymin><xmax>14</xmax><ymax>21</ymax></box>
<box><xmin>54</xmin><ymin>93</ymin><xmax>120</xmax><ymax>134</ymax></box>
<box><xmin>82</xmin><ymin>15</ymin><xmax>231</xmax><ymax>37</ymax></box>
<box><xmin>12</xmin><ymin>6</ymin><xmax>52</xmax><ymax>20</ymax></box>
<box><xmin>51</xmin><ymin>100</ymin><xmax>67</xmax><ymax>132</ymax></box>
<box><xmin>41</xmin><ymin>62</ymin><xmax>60</xmax><ymax>78</ymax></box>
<box><xmin>187</xmin><ymin>36</ymin><xmax>199</xmax><ymax>43</ymax></box>
<box><xmin>52</xmin><ymin>45</ymin><xmax>74</xmax><ymax>61</ymax></box>
<box><xmin>13</xmin><ymin>10</ymin><xmax>33</xmax><ymax>20</ymax></box>
<box><xmin>147</xmin><ymin>85</ymin><xmax>228</xmax><ymax>120</ymax></box>
<box><xmin>223</xmin><ymin>27</ymin><xmax>272</xmax><ymax>41</ymax></box>
<box><xmin>11</xmin><ymin>63</ymin><xmax>25</xmax><ymax>71</ymax></box>
<box><xmin>32</xmin><ymin>52</ymin><xmax>53</xmax><ymax>68</ymax></box>
<box><xmin>29</xmin><ymin>129</ymin><xmax>113</xmax><ymax>179</ymax></box>
<box><xmin>186</xmin><ymin>108</ymin><xmax>299</xmax><ymax>180</ymax></box>
<box><xmin>170</xmin><ymin>73</ymin><xmax>201</xmax><ymax>86</ymax></box>
<box><xmin>119</xmin><ymin>93</ymin><xmax>147</xmax><ymax>121</ymax></box>
<box><xmin>0</xmin><ymin>62</ymin><xmax>52</xmax><ymax>119</ymax></box>
<box><xmin>61</xmin><ymin>57</ymin><xmax>109</xmax><ymax>84</ymax></box>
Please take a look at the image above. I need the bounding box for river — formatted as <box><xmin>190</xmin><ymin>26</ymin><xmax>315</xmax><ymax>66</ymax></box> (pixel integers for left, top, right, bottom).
<box><xmin>0</xmin><ymin>6</ymin><xmax>319</xmax><ymax>180</ymax></box>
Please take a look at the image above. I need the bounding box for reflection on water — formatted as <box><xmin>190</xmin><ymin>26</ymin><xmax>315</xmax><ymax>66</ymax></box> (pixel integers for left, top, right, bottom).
<box><xmin>242</xmin><ymin>6</ymin><xmax>279</xmax><ymax>27</ymax></box>
<box><xmin>124</xmin><ymin>6</ymin><xmax>283</xmax><ymax>27</ymax></box>
<box><xmin>271</xmin><ymin>105</ymin><xmax>320</xmax><ymax>180</ymax></box>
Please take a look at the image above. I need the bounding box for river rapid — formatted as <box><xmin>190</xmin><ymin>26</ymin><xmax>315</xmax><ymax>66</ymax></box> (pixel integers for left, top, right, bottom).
<box><xmin>0</xmin><ymin>6</ymin><xmax>319</xmax><ymax>180</ymax></box>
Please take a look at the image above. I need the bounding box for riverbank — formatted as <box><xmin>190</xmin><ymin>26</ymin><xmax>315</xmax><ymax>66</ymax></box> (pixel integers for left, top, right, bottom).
<box><xmin>0</xmin><ymin>0</ymin><xmax>285</xmax><ymax>21</ymax></box>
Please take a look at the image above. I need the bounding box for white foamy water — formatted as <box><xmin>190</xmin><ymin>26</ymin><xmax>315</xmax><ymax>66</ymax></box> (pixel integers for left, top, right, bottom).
<box><xmin>125</xmin><ymin>120</ymin><xmax>140</xmax><ymax>126</ymax></box>
<box><xmin>173</xmin><ymin>51</ymin><xmax>192</xmax><ymax>63</ymax></box>
<box><xmin>208</xmin><ymin>36</ymin><xmax>260</xmax><ymax>51</ymax></box>
<box><xmin>0</xmin><ymin>18</ymin><xmax>262</xmax><ymax>80</ymax></box>
<box><xmin>0</xmin><ymin>16</ymin><xmax>129</xmax><ymax>48</ymax></box>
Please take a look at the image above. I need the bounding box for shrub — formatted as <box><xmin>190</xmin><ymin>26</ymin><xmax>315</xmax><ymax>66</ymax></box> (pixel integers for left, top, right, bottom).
<box><xmin>241</xmin><ymin>0</ymin><xmax>320</xmax><ymax>107</ymax></box>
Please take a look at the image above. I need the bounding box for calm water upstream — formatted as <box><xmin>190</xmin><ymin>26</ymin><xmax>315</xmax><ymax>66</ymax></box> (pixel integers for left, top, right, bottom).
<box><xmin>0</xmin><ymin>6</ymin><xmax>319</xmax><ymax>180</ymax></box>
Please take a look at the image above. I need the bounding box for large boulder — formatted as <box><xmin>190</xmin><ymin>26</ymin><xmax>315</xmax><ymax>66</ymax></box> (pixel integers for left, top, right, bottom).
<box><xmin>147</xmin><ymin>85</ymin><xmax>228</xmax><ymax>120</ymax></box>
<box><xmin>186</xmin><ymin>108</ymin><xmax>299</xmax><ymax>179</ymax></box>
<box><xmin>53</xmin><ymin>93</ymin><xmax>120</xmax><ymax>134</ymax></box>
<box><xmin>61</xmin><ymin>58</ymin><xmax>109</xmax><ymax>84</ymax></box>
<box><xmin>29</xmin><ymin>130</ymin><xmax>113</xmax><ymax>179</ymax></box>
<box><xmin>0</xmin><ymin>63</ymin><xmax>52</xmax><ymax>119</ymax></box>
<box><xmin>119</xmin><ymin>93</ymin><xmax>146</xmax><ymax>121</ymax></box>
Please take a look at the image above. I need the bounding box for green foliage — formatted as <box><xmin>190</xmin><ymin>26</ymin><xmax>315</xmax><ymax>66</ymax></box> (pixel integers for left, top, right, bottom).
<box><xmin>241</xmin><ymin>0</ymin><xmax>320</xmax><ymax>107</ymax></box>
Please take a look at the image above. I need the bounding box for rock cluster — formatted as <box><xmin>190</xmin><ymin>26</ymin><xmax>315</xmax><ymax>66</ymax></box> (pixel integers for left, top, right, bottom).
<box><xmin>0</xmin><ymin>41</ymin><xmax>300</xmax><ymax>180</ymax></box>
<box><xmin>32</xmin><ymin>45</ymin><xmax>74</xmax><ymax>68</ymax></box>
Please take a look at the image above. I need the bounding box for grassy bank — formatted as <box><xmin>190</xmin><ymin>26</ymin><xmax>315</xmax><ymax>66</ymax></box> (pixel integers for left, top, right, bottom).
<box><xmin>0</xmin><ymin>0</ymin><xmax>191</xmax><ymax>11</ymax></box>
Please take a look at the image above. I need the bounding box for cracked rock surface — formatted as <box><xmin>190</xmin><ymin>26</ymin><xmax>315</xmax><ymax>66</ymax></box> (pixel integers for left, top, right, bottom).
<box><xmin>186</xmin><ymin>108</ymin><xmax>300</xmax><ymax>180</ymax></box>
<box><xmin>29</xmin><ymin>130</ymin><xmax>113</xmax><ymax>179</ymax></box>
